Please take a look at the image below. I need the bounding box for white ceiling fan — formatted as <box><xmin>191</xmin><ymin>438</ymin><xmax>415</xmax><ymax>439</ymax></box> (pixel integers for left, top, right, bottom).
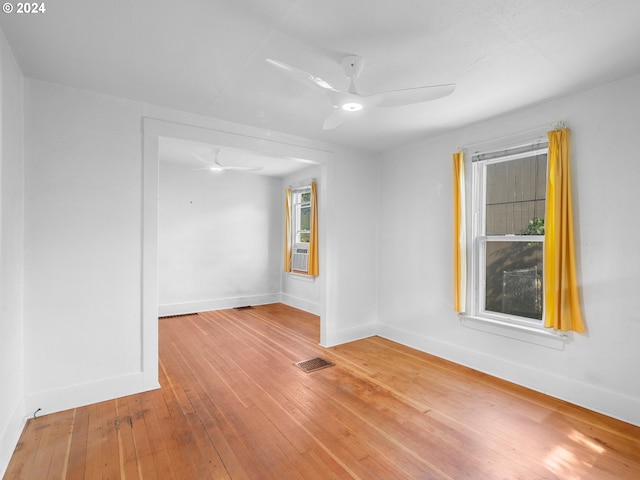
<box><xmin>193</xmin><ymin>148</ymin><xmax>263</xmax><ymax>172</ymax></box>
<box><xmin>265</xmin><ymin>55</ymin><xmax>456</xmax><ymax>130</ymax></box>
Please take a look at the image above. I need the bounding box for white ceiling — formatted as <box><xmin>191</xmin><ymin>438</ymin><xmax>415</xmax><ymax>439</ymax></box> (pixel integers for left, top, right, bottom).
<box><xmin>2</xmin><ymin>0</ymin><xmax>640</xmax><ymax>153</ymax></box>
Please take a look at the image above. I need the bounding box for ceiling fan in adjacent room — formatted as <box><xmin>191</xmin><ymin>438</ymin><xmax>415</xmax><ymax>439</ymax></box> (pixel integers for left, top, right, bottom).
<box><xmin>193</xmin><ymin>148</ymin><xmax>263</xmax><ymax>172</ymax></box>
<box><xmin>265</xmin><ymin>55</ymin><xmax>456</xmax><ymax>130</ymax></box>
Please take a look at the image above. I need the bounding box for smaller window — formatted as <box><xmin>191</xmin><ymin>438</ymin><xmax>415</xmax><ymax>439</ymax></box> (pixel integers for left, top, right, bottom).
<box><xmin>291</xmin><ymin>186</ymin><xmax>311</xmax><ymax>273</ymax></box>
<box><xmin>293</xmin><ymin>188</ymin><xmax>311</xmax><ymax>244</ymax></box>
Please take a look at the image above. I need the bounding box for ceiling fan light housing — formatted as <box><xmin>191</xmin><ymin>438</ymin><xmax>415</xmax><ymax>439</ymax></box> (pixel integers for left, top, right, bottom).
<box><xmin>341</xmin><ymin>102</ymin><xmax>363</xmax><ymax>112</ymax></box>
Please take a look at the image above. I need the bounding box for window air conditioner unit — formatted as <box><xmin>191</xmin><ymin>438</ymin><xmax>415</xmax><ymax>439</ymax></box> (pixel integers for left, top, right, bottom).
<box><xmin>291</xmin><ymin>244</ymin><xmax>309</xmax><ymax>272</ymax></box>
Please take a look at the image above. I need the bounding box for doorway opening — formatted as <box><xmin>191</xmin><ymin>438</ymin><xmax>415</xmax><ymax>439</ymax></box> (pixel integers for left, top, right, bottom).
<box><xmin>141</xmin><ymin>118</ymin><xmax>332</xmax><ymax>389</ymax></box>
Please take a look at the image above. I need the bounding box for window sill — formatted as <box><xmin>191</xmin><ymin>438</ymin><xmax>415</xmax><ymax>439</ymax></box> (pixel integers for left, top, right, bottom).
<box><xmin>460</xmin><ymin>315</ymin><xmax>566</xmax><ymax>350</ymax></box>
<box><xmin>288</xmin><ymin>271</ymin><xmax>316</xmax><ymax>282</ymax></box>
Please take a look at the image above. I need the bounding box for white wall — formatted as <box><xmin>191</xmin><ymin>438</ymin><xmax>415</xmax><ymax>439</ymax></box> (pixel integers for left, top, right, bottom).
<box><xmin>281</xmin><ymin>165</ymin><xmax>322</xmax><ymax>314</ymax></box>
<box><xmin>322</xmin><ymin>148</ymin><xmax>380</xmax><ymax>346</ymax></box>
<box><xmin>158</xmin><ymin>162</ymin><xmax>282</xmax><ymax>314</ymax></box>
<box><xmin>377</xmin><ymin>73</ymin><xmax>640</xmax><ymax>426</ymax></box>
<box><xmin>0</xmin><ymin>28</ymin><xmax>25</xmax><ymax>477</ymax></box>
<box><xmin>23</xmin><ymin>81</ymin><xmax>146</xmax><ymax>414</ymax></box>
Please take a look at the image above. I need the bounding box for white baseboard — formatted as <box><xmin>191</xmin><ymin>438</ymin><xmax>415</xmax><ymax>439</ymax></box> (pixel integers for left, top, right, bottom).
<box><xmin>0</xmin><ymin>398</ymin><xmax>26</xmax><ymax>479</ymax></box>
<box><xmin>158</xmin><ymin>294</ymin><xmax>281</xmax><ymax>317</ymax></box>
<box><xmin>377</xmin><ymin>323</ymin><xmax>640</xmax><ymax>427</ymax></box>
<box><xmin>24</xmin><ymin>372</ymin><xmax>159</xmax><ymax>419</ymax></box>
<box><xmin>322</xmin><ymin>322</ymin><xmax>377</xmax><ymax>348</ymax></box>
<box><xmin>160</xmin><ymin>294</ymin><xmax>321</xmax><ymax>317</ymax></box>
<box><xmin>158</xmin><ymin>293</ymin><xmax>280</xmax><ymax>317</ymax></box>
<box><xmin>280</xmin><ymin>293</ymin><xmax>321</xmax><ymax>316</ymax></box>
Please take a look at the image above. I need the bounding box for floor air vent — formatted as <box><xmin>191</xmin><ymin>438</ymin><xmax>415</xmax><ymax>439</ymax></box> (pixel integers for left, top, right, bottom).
<box><xmin>295</xmin><ymin>357</ymin><xmax>335</xmax><ymax>373</ymax></box>
<box><xmin>233</xmin><ymin>306</ymin><xmax>254</xmax><ymax>310</ymax></box>
<box><xmin>158</xmin><ymin>313</ymin><xmax>199</xmax><ymax>319</ymax></box>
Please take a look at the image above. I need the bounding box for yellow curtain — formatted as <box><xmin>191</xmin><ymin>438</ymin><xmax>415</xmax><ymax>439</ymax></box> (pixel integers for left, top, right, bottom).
<box><xmin>308</xmin><ymin>181</ymin><xmax>319</xmax><ymax>276</ymax></box>
<box><xmin>453</xmin><ymin>151</ymin><xmax>466</xmax><ymax>312</ymax></box>
<box><xmin>284</xmin><ymin>188</ymin><xmax>292</xmax><ymax>272</ymax></box>
<box><xmin>544</xmin><ymin>128</ymin><xmax>585</xmax><ymax>332</ymax></box>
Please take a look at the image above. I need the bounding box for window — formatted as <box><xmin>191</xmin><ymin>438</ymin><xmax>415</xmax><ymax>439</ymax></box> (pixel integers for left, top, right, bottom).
<box><xmin>471</xmin><ymin>142</ymin><xmax>548</xmax><ymax>326</ymax></box>
<box><xmin>285</xmin><ymin>181</ymin><xmax>318</xmax><ymax>276</ymax></box>
<box><xmin>293</xmin><ymin>188</ymin><xmax>311</xmax><ymax>244</ymax></box>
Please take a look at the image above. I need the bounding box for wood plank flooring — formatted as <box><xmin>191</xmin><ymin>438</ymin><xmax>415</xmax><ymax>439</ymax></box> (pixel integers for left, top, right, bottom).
<box><xmin>5</xmin><ymin>303</ymin><xmax>640</xmax><ymax>479</ymax></box>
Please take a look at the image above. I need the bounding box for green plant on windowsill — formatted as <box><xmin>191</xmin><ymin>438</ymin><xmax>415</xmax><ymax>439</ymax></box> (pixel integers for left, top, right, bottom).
<box><xmin>525</xmin><ymin>217</ymin><xmax>545</xmax><ymax>235</ymax></box>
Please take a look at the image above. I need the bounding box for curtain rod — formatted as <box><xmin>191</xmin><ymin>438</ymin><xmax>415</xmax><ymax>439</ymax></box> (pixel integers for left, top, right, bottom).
<box><xmin>457</xmin><ymin>121</ymin><xmax>567</xmax><ymax>153</ymax></box>
<box><xmin>288</xmin><ymin>178</ymin><xmax>316</xmax><ymax>191</ymax></box>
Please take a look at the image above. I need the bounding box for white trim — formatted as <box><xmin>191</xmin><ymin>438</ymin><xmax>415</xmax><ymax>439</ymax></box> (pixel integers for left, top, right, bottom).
<box><xmin>462</xmin><ymin>125</ymin><xmax>549</xmax><ymax>155</ymax></box>
<box><xmin>158</xmin><ymin>294</ymin><xmax>281</xmax><ymax>317</ymax></box>
<box><xmin>159</xmin><ymin>295</ymin><xmax>322</xmax><ymax>317</ymax></box>
<box><xmin>0</xmin><ymin>398</ymin><xmax>26</xmax><ymax>479</ymax></box>
<box><xmin>287</xmin><ymin>271</ymin><xmax>316</xmax><ymax>282</ymax></box>
<box><xmin>142</xmin><ymin>118</ymin><xmax>160</xmax><ymax>392</ymax></box>
<box><xmin>143</xmin><ymin>116</ymin><xmax>335</xmax><ymax>352</ymax></box>
<box><xmin>321</xmin><ymin>322</ymin><xmax>377</xmax><ymax>348</ymax></box>
<box><xmin>460</xmin><ymin>315</ymin><xmax>565</xmax><ymax>350</ymax></box>
<box><xmin>377</xmin><ymin>323</ymin><xmax>640</xmax><ymax>427</ymax></box>
<box><xmin>289</xmin><ymin>180</ymin><xmax>314</xmax><ymax>191</ymax></box>
<box><xmin>280</xmin><ymin>293</ymin><xmax>321</xmax><ymax>316</ymax></box>
<box><xmin>24</xmin><ymin>373</ymin><xmax>157</xmax><ymax>419</ymax></box>
<box><xmin>472</xmin><ymin>144</ymin><xmax>548</xmax><ymax>163</ymax></box>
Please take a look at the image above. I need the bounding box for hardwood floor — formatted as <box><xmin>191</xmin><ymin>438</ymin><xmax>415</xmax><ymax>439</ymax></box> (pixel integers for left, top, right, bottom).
<box><xmin>5</xmin><ymin>303</ymin><xmax>640</xmax><ymax>479</ymax></box>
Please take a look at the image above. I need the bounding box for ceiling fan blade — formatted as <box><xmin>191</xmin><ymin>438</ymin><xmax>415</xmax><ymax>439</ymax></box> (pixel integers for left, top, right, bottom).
<box><xmin>193</xmin><ymin>152</ymin><xmax>212</xmax><ymax>165</ymax></box>
<box><xmin>226</xmin><ymin>165</ymin><xmax>263</xmax><ymax>171</ymax></box>
<box><xmin>192</xmin><ymin>152</ymin><xmax>225</xmax><ymax>171</ymax></box>
<box><xmin>265</xmin><ymin>58</ymin><xmax>339</xmax><ymax>92</ymax></box>
<box><xmin>372</xmin><ymin>83</ymin><xmax>456</xmax><ymax>107</ymax></box>
<box><xmin>194</xmin><ymin>151</ymin><xmax>262</xmax><ymax>172</ymax></box>
<box><xmin>323</xmin><ymin>109</ymin><xmax>352</xmax><ymax>130</ymax></box>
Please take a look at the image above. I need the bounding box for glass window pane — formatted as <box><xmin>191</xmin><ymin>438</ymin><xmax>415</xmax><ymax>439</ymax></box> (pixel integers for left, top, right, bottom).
<box><xmin>301</xmin><ymin>192</ymin><xmax>311</xmax><ymax>203</ymax></box>
<box><xmin>299</xmin><ymin>232</ymin><xmax>310</xmax><ymax>243</ymax></box>
<box><xmin>485</xmin><ymin>154</ymin><xmax>547</xmax><ymax>235</ymax></box>
<box><xmin>300</xmin><ymin>205</ymin><xmax>310</xmax><ymax>231</ymax></box>
<box><xmin>484</xmin><ymin>241</ymin><xmax>543</xmax><ymax>320</ymax></box>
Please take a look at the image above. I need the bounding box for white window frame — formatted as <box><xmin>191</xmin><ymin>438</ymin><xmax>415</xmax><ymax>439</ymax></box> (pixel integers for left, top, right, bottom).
<box><xmin>291</xmin><ymin>186</ymin><xmax>311</xmax><ymax>247</ymax></box>
<box><xmin>470</xmin><ymin>144</ymin><xmax>549</xmax><ymax>330</ymax></box>
<box><xmin>290</xmin><ymin>185</ymin><xmax>312</xmax><ymax>274</ymax></box>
